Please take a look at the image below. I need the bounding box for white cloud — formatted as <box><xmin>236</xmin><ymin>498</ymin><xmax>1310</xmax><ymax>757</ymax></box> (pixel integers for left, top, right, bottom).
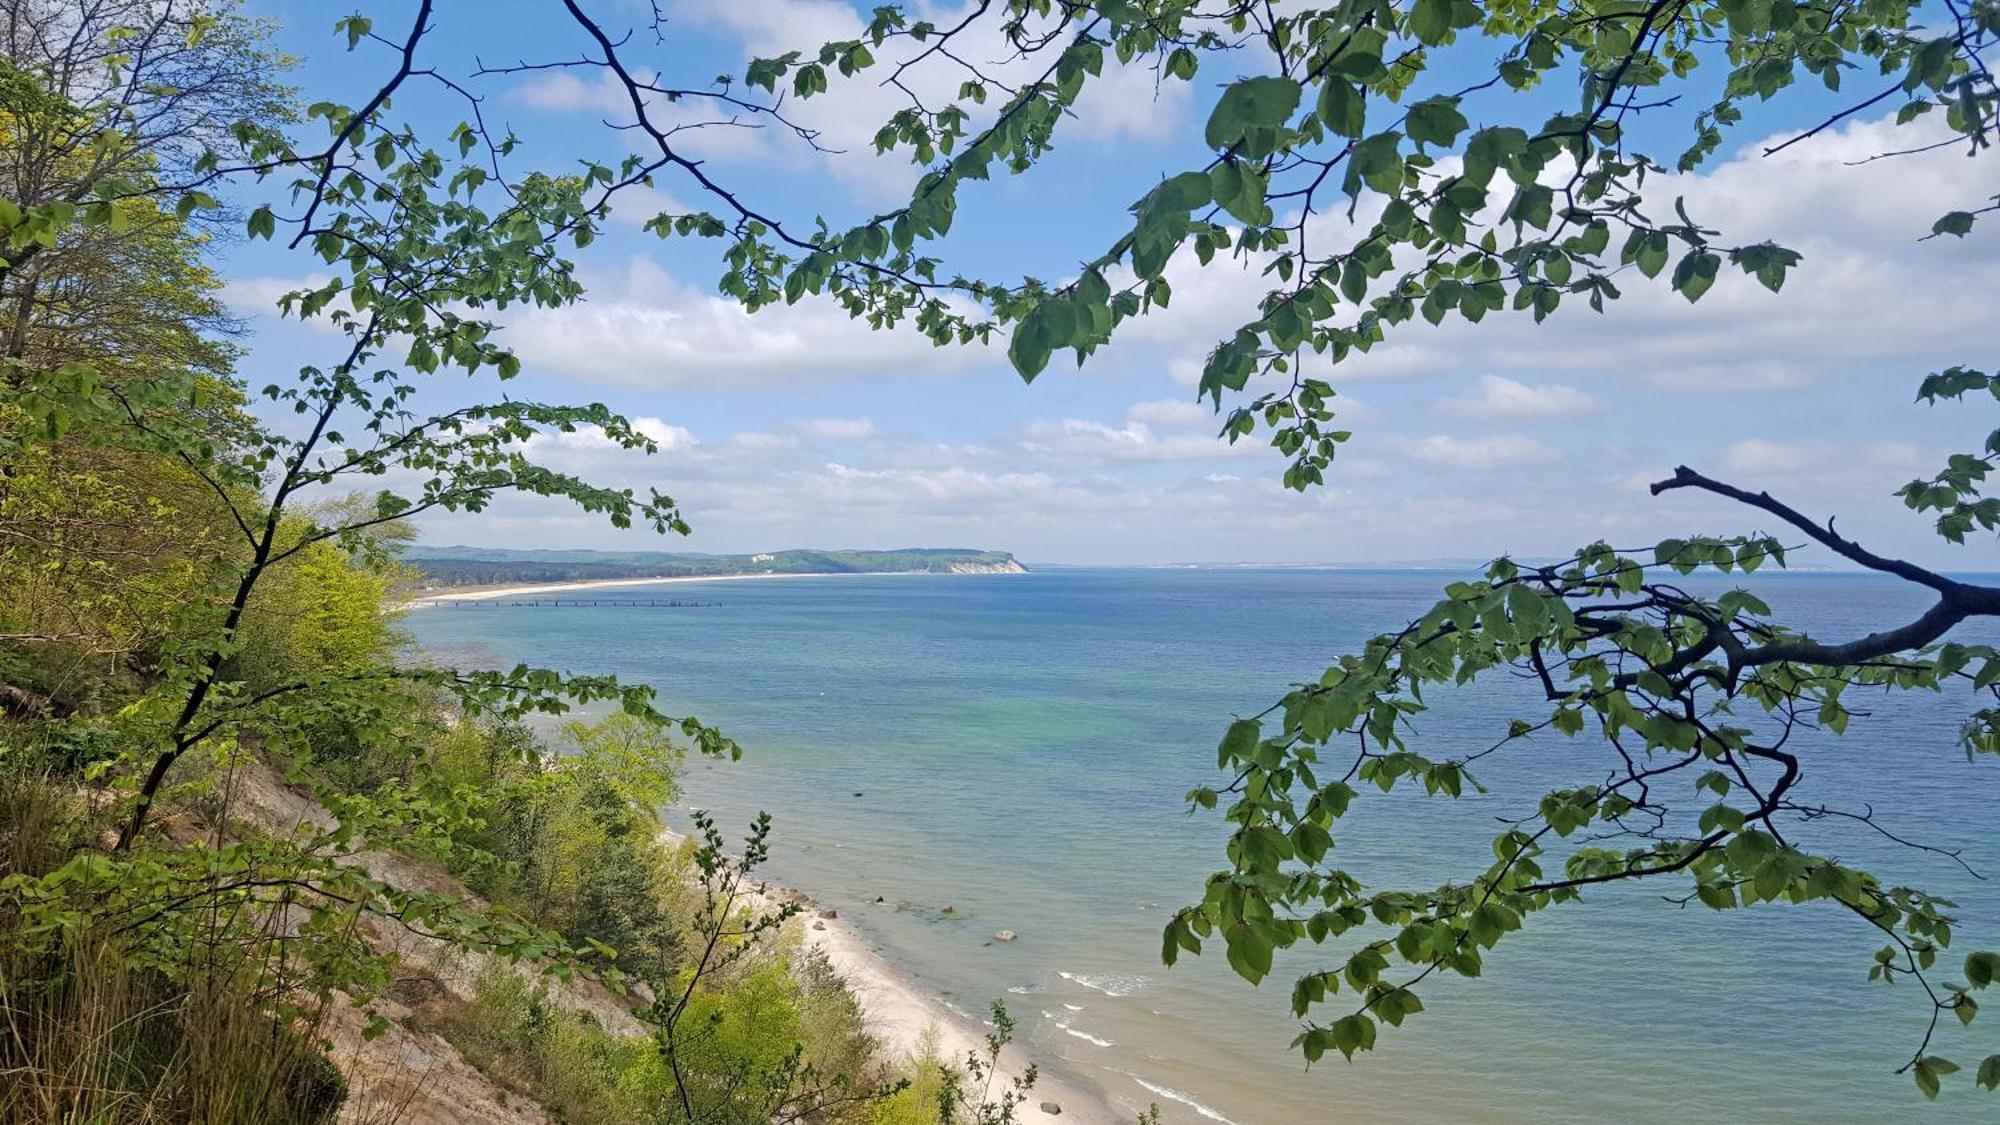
<box><xmin>1722</xmin><ymin>437</ymin><xmax>1932</xmax><ymax>478</ymax></box>
<box><xmin>606</xmin><ymin>184</ymin><xmax>693</xmax><ymax>227</ymax></box>
<box><xmin>1079</xmin><ymin>111</ymin><xmax>1996</xmax><ymax>412</ymax></box>
<box><xmin>519</xmin><ymin>418</ymin><xmax>702</xmax><ymax>465</ymax></box>
<box><xmin>503</xmin><ymin>257</ymin><xmax>988</xmax><ymax>385</ymax></box>
<box><xmin>1721</xmin><ymin>438</ymin><xmax>1812</xmax><ymax>476</ymax></box>
<box><xmin>1409</xmin><ymin>434</ymin><xmax>1561</xmax><ymax>470</ymax></box>
<box><xmin>512</xmin><ymin>70</ymin><xmax>632</xmax><ymax>114</ymax></box>
<box><xmin>791</xmin><ymin>417</ymin><xmax>876</xmax><ymax>439</ymax></box>
<box><xmin>1440</xmin><ymin>375</ymin><xmax>1601</xmax><ymax>420</ymax></box>
<box><xmin>221</xmin><ymin>273</ymin><xmax>338</xmax><ymax>318</ymax></box>
<box><xmin>1019</xmin><ymin>418</ymin><xmax>1220</xmax><ymax>462</ymax></box>
<box><xmin>729</xmin><ymin>431</ymin><xmax>799</xmax><ymax>450</ymax></box>
<box><xmin>1126</xmin><ymin>398</ymin><xmax>1218</xmax><ymax>429</ymax></box>
<box><xmin>1016</xmin><ymin>395</ymin><xmax>1259</xmax><ymax>462</ymax></box>
<box><xmin>602</xmin><ymin>0</ymin><xmax>1196</xmax><ymax>202</ymax></box>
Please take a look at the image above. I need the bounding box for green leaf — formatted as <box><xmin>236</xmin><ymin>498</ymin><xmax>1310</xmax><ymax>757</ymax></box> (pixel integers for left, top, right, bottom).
<box><xmin>1672</xmin><ymin>251</ymin><xmax>1720</xmax><ymax>302</ymax></box>
<box><xmin>1406</xmin><ymin>97</ymin><xmax>1468</xmax><ymax>147</ymax></box>
<box><xmin>1007</xmin><ymin>313</ymin><xmax>1053</xmax><ymax>381</ymax></box>
<box><xmin>1933</xmin><ymin>211</ymin><xmax>1977</xmax><ymax>238</ymax></box>
<box><xmin>1206</xmin><ymin>76</ymin><xmax>1302</xmax><ymax>151</ymax></box>
<box><xmin>1978</xmin><ymin>1054</ymin><xmax>2000</xmax><ymax>1090</ymax></box>
<box><xmin>1316</xmin><ymin>81</ymin><xmax>1366</xmax><ymax>138</ymax></box>
<box><xmin>1967</xmin><ymin>950</ymin><xmax>1999</xmax><ymax>988</ymax></box>
<box><xmin>1328</xmin><ymin>1012</ymin><xmax>1377</xmax><ymax>1059</ymax></box>
<box><xmin>1915</xmin><ymin>1058</ymin><xmax>1942</xmax><ymax>1099</ymax></box>
<box><xmin>1152</xmin><ymin>170</ymin><xmax>1213</xmax><ymax>214</ymax></box>
<box><xmin>1408</xmin><ymin>0</ymin><xmax>1453</xmax><ymax>44</ymax></box>
<box><xmin>1226</xmin><ymin>928</ymin><xmax>1275</xmax><ymax>984</ymax></box>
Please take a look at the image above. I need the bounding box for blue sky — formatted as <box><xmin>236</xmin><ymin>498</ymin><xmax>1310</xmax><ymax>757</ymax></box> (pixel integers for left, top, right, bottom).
<box><xmin>221</xmin><ymin>0</ymin><xmax>1999</xmax><ymax>566</ymax></box>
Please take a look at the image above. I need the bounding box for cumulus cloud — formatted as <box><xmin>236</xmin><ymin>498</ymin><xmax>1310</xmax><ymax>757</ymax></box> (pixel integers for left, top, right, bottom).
<box><xmin>1409</xmin><ymin>434</ymin><xmax>1562</xmax><ymax>470</ymax></box>
<box><xmin>1080</xmin><ymin>112</ymin><xmax>1995</xmax><ymax>407</ymax></box>
<box><xmin>1126</xmin><ymin>397</ymin><xmax>1220</xmax><ymax>429</ymax></box>
<box><xmin>512</xmin><ymin>69</ymin><xmax>631</xmax><ymax>114</ymax></box>
<box><xmin>1019</xmin><ymin>418</ymin><xmax>1226</xmax><ymax>462</ymax></box>
<box><xmin>503</xmin><ymin>257</ymin><xmax>989</xmax><ymax>385</ymax></box>
<box><xmin>1440</xmin><ymin>376</ymin><xmax>1602</xmax><ymax>420</ymax></box>
<box><xmin>1721</xmin><ymin>438</ymin><xmax>1813</xmax><ymax>476</ymax></box>
<box><xmin>518</xmin><ymin>0</ymin><xmax>1195</xmax><ymax>203</ymax></box>
<box><xmin>1722</xmin><ymin>437</ymin><xmax>1931</xmax><ymax>478</ymax></box>
<box><xmin>790</xmin><ymin>417</ymin><xmax>877</xmax><ymax>439</ymax></box>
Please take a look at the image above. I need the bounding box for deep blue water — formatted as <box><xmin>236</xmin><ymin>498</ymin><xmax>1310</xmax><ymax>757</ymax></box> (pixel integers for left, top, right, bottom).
<box><xmin>406</xmin><ymin>568</ymin><xmax>2000</xmax><ymax>1123</ymax></box>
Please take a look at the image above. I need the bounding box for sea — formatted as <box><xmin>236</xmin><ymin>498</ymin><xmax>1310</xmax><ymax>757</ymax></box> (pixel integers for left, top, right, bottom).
<box><xmin>404</xmin><ymin>567</ymin><xmax>2000</xmax><ymax>1123</ymax></box>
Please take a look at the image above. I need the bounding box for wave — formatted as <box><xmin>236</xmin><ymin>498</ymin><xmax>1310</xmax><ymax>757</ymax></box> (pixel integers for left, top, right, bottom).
<box><xmin>1062</xmin><ymin>1003</ymin><xmax>1084</xmax><ymax>1012</ymax></box>
<box><xmin>1116</xmin><ymin>1073</ymin><xmax>1238</xmax><ymax>1125</ymax></box>
<box><xmin>1057</xmin><ymin>970</ymin><xmax>1149</xmax><ymax>998</ymax></box>
<box><xmin>1061</xmin><ymin>1027</ymin><xmax>1115</xmax><ymax>1048</ymax></box>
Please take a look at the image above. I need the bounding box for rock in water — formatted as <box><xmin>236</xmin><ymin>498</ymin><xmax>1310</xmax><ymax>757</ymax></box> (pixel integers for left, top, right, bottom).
<box><xmin>994</xmin><ymin>930</ymin><xmax>1018</xmax><ymax>943</ymax></box>
<box><xmin>819</xmin><ymin>908</ymin><xmax>838</xmax><ymax>920</ymax></box>
<box><xmin>1039</xmin><ymin>1102</ymin><xmax>1062</xmax><ymax>1115</ymax></box>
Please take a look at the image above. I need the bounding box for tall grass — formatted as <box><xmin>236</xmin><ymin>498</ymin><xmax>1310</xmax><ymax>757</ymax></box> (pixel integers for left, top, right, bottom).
<box><xmin>0</xmin><ymin>772</ymin><xmax>346</xmax><ymax>1125</ymax></box>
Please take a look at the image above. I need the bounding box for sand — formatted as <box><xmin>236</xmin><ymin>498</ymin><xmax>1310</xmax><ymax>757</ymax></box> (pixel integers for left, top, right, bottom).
<box><xmin>651</xmin><ymin>823</ymin><xmax>1123</xmax><ymax>1125</ymax></box>
<box><xmin>801</xmin><ymin>905</ymin><xmax>1121</xmax><ymax>1124</ymax></box>
<box><xmin>404</xmin><ymin>569</ymin><xmax>1115</xmax><ymax>1120</ymax></box>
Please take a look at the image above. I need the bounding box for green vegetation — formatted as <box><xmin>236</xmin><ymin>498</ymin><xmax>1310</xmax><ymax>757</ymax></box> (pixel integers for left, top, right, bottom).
<box><xmin>407</xmin><ymin>546</ymin><xmax>1026</xmax><ymax>588</ymax></box>
<box><xmin>6</xmin><ymin>0</ymin><xmax>1998</xmax><ymax>1112</ymax></box>
<box><xmin>0</xmin><ymin>6</ymin><xmax>1082</xmax><ymax>1123</ymax></box>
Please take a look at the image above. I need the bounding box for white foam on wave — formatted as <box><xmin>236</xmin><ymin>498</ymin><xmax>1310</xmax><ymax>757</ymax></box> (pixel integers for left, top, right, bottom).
<box><xmin>1062</xmin><ymin>1003</ymin><xmax>1084</xmax><ymax>1012</ymax></box>
<box><xmin>1117</xmin><ymin>1073</ymin><xmax>1238</xmax><ymax>1125</ymax></box>
<box><xmin>1061</xmin><ymin>1027</ymin><xmax>1114</xmax><ymax>1047</ymax></box>
<box><xmin>1057</xmin><ymin>970</ymin><xmax>1148</xmax><ymax>998</ymax></box>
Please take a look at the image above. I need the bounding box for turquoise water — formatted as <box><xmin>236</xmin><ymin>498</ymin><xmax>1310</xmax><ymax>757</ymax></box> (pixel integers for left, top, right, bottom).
<box><xmin>406</xmin><ymin>568</ymin><xmax>1999</xmax><ymax>1123</ymax></box>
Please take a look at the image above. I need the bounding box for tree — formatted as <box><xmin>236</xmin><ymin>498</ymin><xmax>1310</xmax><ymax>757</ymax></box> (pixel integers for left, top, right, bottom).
<box><xmin>431</xmin><ymin>0</ymin><xmax>2000</xmax><ymax>1099</ymax></box>
<box><xmin>0</xmin><ymin>0</ymin><xmax>290</xmax><ymax>325</ymax></box>
<box><xmin>1</xmin><ymin>0</ymin><xmax>738</xmax><ymax>1044</ymax></box>
<box><xmin>10</xmin><ymin>0</ymin><xmax>1999</xmax><ymax>1102</ymax></box>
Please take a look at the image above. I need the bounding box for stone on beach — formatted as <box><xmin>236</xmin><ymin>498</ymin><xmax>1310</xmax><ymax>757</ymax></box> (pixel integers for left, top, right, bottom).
<box><xmin>1039</xmin><ymin>1102</ymin><xmax>1062</xmax><ymax>1115</ymax></box>
<box><xmin>994</xmin><ymin>930</ymin><xmax>1017</xmax><ymax>943</ymax></box>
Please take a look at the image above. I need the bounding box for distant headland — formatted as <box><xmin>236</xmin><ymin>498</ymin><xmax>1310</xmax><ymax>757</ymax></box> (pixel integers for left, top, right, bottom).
<box><xmin>405</xmin><ymin>546</ymin><xmax>1027</xmax><ymax>588</ymax></box>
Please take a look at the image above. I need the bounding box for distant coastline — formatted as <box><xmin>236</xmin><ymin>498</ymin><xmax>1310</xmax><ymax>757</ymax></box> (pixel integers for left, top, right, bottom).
<box><xmin>404</xmin><ymin>545</ymin><xmax>1027</xmax><ymax>588</ymax></box>
<box><xmin>404</xmin><ymin>566</ymin><xmax>1025</xmax><ymax>607</ymax></box>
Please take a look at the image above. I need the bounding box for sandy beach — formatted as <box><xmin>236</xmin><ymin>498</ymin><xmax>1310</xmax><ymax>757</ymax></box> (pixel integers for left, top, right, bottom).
<box><xmin>414</xmin><ymin>568</ymin><xmax>1114</xmax><ymax>1120</ymax></box>
<box><xmin>659</xmin><ymin>836</ymin><xmax>1123</xmax><ymax>1125</ymax></box>
<box><xmin>800</xmin><ymin>902</ymin><xmax>1122</xmax><ymax>1124</ymax></box>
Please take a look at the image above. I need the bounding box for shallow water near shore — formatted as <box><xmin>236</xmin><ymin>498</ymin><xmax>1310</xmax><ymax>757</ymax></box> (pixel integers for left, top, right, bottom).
<box><xmin>407</xmin><ymin>567</ymin><xmax>2000</xmax><ymax>1123</ymax></box>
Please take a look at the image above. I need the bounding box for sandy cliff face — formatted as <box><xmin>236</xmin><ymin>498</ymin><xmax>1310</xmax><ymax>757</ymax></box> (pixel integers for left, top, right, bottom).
<box><xmin>945</xmin><ymin>559</ymin><xmax>1028</xmax><ymax>574</ymax></box>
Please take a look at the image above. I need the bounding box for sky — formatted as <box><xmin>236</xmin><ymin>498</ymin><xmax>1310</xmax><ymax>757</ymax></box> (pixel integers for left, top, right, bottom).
<box><xmin>219</xmin><ymin>0</ymin><xmax>2000</xmax><ymax>567</ymax></box>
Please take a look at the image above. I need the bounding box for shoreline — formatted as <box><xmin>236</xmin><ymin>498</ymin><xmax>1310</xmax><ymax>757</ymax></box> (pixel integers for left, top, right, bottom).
<box><xmin>405</xmin><ymin>572</ymin><xmax>1117</xmax><ymax>1120</ymax></box>
<box><xmin>656</xmin><ymin>831</ymin><xmax>1125</xmax><ymax>1125</ymax></box>
<box><xmin>789</xmin><ymin>892</ymin><xmax>1124</xmax><ymax>1125</ymax></box>
<box><xmin>404</xmin><ymin>568</ymin><xmax>1022</xmax><ymax>606</ymax></box>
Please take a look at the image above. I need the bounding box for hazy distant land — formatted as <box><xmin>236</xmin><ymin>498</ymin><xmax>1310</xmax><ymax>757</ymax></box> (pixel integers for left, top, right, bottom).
<box><xmin>405</xmin><ymin>546</ymin><xmax>1028</xmax><ymax>588</ymax></box>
